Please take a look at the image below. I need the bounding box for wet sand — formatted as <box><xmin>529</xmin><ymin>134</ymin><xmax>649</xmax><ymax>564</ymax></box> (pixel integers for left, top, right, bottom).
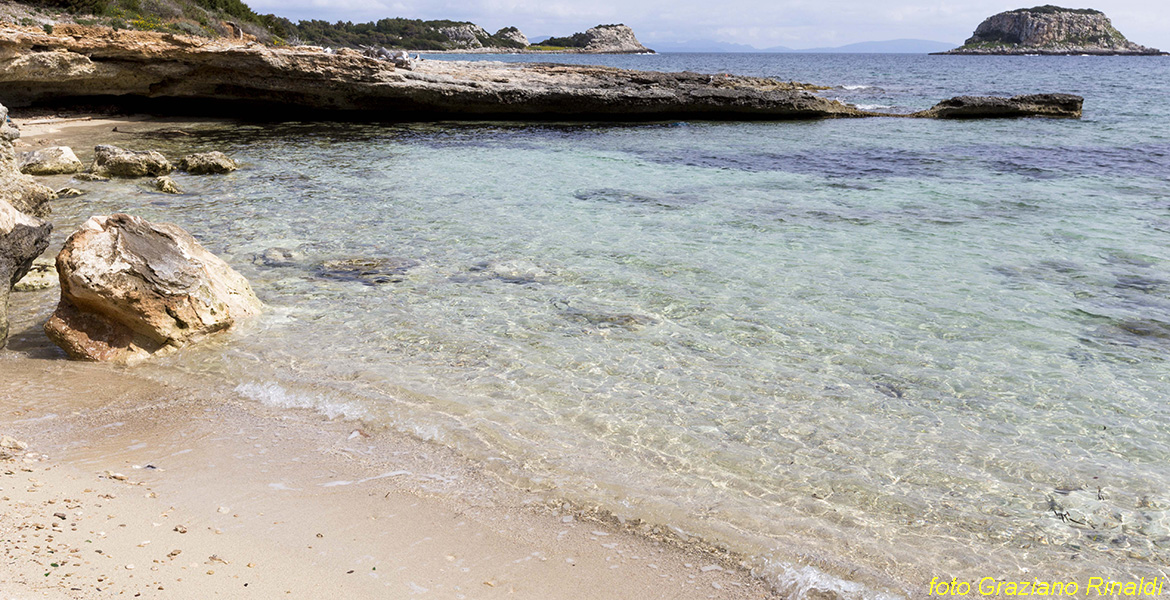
<box><xmin>2</xmin><ymin>114</ymin><xmax>775</xmax><ymax>599</ymax></box>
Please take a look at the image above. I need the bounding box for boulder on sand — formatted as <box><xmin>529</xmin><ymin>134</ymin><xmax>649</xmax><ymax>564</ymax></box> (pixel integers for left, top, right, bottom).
<box><xmin>19</xmin><ymin>146</ymin><xmax>83</xmax><ymax>175</ymax></box>
<box><xmin>44</xmin><ymin>214</ymin><xmax>262</xmax><ymax>363</ymax></box>
<box><xmin>89</xmin><ymin>145</ymin><xmax>174</xmax><ymax>178</ymax></box>
<box><xmin>1</xmin><ymin>199</ymin><xmax>52</xmax><ymax>346</ymax></box>
<box><xmin>179</xmin><ymin>151</ymin><xmax>239</xmax><ymax>175</ymax></box>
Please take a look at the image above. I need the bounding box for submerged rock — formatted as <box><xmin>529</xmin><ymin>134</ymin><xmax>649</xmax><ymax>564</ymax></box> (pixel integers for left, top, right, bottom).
<box><xmin>915</xmin><ymin>94</ymin><xmax>1084</xmax><ymax>119</ymax></box>
<box><xmin>19</xmin><ymin>146</ymin><xmax>83</xmax><ymax>175</ymax></box>
<box><xmin>466</xmin><ymin>259</ymin><xmax>549</xmax><ymax>284</ymax></box>
<box><xmin>179</xmin><ymin>151</ymin><xmax>239</xmax><ymax>174</ymax></box>
<box><xmin>44</xmin><ymin>214</ymin><xmax>262</xmax><ymax>363</ymax></box>
<box><xmin>555</xmin><ymin>300</ymin><xmax>656</xmax><ymax>331</ymax></box>
<box><xmin>74</xmin><ymin>173</ymin><xmax>110</xmax><ymax>182</ymax></box>
<box><xmin>152</xmin><ymin>175</ymin><xmax>182</xmax><ymax>194</ymax></box>
<box><xmin>55</xmin><ymin>187</ymin><xmax>84</xmax><ymax>198</ymax></box>
<box><xmin>13</xmin><ymin>257</ymin><xmax>57</xmax><ymax>292</ymax></box>
<box><xmin>316</xmin><ymin>257</ymin><xmax>419</xmax><ymax>285</ymax></box>
<box><xmin>1</xmin><ymin>200</ymin><xmax>52</xmax><ymax>346</ymax></box>
<box><xmin>89</xmin><ymin>145</ymin><xmax>174</xmax><ymax>178</ymax></box>
<box><xmin>253</xmin><ymin>247</ymin><xmax>306</xmax><ymax>268</ymax></box>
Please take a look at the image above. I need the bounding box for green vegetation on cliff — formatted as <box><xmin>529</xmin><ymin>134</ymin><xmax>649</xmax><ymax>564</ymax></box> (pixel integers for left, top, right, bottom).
<box><xmin>19</xmin><ymin>0</ymin><xmax>267</xmax><ymax>38</ymax></box>
<box><xmin>1006</xmin><ymin>5</ymin><xmax>1102</xmax><ymax>15</ymax></box>
<box><xmin>261</xmin><ymin>17</ymin><xmax>527</xmax><ymax>50</ymax></box>
<box><xmin>9</xmin><ymin>0</ymin><xmax>527</xmax><ymax>48</ymax></box>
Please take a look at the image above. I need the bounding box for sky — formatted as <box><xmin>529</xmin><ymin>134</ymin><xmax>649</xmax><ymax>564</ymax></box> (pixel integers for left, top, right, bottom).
<box><xmin>244</xmin><ymin>0</ymin><xmax>1170</xmax><ymax>50</ymax></box>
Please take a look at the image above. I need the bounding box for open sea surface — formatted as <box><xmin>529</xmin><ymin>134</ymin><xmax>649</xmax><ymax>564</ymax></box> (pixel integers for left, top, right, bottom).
<box><xmin>44</xmin><ymin>53</ymin><xmax>1170</xmax><ymax>597</ymax></box>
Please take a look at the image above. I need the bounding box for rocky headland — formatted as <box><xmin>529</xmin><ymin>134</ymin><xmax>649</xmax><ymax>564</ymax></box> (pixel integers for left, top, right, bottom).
<box><xmin>531</xmin><ymin>24</ymin><xmax>654</xmax><ymax>54</ymax></box>
<box><xmin>0</xmin><ymin>25</ymin><xmax>1082</xmax><ymax>121</ymax></box>
<box><xmin>939</xmin><ymin>5</ymin><xmax>1165</xmax><ymax>55</ymax></box>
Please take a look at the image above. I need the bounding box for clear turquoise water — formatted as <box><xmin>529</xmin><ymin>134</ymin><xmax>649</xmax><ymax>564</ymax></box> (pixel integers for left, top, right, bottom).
<box><xmin>47</xmin><ymin>54</ymin><xmax>1170</xmax><ymax>598</ymax></box>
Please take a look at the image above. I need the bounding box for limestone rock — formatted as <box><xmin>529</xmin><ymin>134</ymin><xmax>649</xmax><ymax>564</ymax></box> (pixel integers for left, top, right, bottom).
<box><xmin>578</xmin><ymin>25</ymin><xmax>653</xmax><ymax>54</ymax></box>
<box><xmin>438</xmin><ymin>24</ymin><xmax>491</xmax><ymax>49</ymax></box>
<box><xmin>74</xmin><ymin>173</ymin><xmax>110</xmax><ymax>182</ymax></box>
<box><xmin>14</xmin><ymin>256</ymin><xmax>57</xmax><ymax>292</ymax></box>
<box><xmin>0</xmin><ymin>103</ymin><xmax>55</xmax><ymax>217</ymax></box>
<box><xmin>90</xmin><ymin>144</ymin><xmax>174</xmax><ymax>178</ymax></box>
<box><xmin>916</xmin><ymin>93</ymin><xmax>1084</xmax><ymax>119</ymax></box>
<box><xmin>1</xmin><ymin>199</ymin><xmax>53</xmax><ymax>346</ymax></box>
<box><xmin>44</xmin><ymin>214</ymin><xmax>262</xmax><ymax>363</ymax></box>
<box><xmin>941</xmin><ymin>6</ymin><xmax>1164</xmax><ymax>55</ymax></box>
<box><xmin>56</xmin><ymin>187</ymin><xmax>84</xmax><ymax>197</ymax></box>
<box><xmin>494</xmin><ymin>27</ymin><xmax>529</xmax><ymax>47</ymax></box>
<box><xmin>0</xmin><ymin>26</ymin><xmax>1077</xmax><ymax>121</ymax></box>
<box><xmin>179</xmin><ymin>151</ymin><xmax>238</xmax><ymax>174</ymax></box>
<box><xmin>19</xmin><ymin>146</ymin><xmax>83</xmax><ymax>175</ymax></box>
<box><xmin>153</xmin><ymin>176</ymin><xmax>182</xmax><ymax>194</ymax></box>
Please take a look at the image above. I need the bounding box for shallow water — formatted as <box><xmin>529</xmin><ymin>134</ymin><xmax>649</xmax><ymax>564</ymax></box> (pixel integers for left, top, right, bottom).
<box><xmin>42</xmin><ymin>53</ymin><xmax>1170</xmax><ymax>598</ymax></box>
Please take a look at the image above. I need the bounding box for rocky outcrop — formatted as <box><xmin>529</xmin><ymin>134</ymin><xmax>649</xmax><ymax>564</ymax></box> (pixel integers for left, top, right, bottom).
<box><xmin>152</xmin><ymin>175</ymin><xmax>181</xmax><ymax>194</ymax></box>
<box><xmin>90</xmin><ymin>145</ymin><xmax>174</xmax><ymax>178</ymax></box>
<box><xmin>19</xmin><ymin>146</ymin><xmax>83</xmax><ymax>175</ymax></box>
<box><xmin>495</xmin><ymin>27</ymin><xmax>529</xmax><ymax>47</ymax></box>
<box><xmin>0</xmin><ymin>102</ymin><xmax>55</xmax><ymax>217</ymax></box>
<box><xmin>0</xmin><ymin>25</ymin><xmax>858</xmax><ymax>120</ymax></box>
<box><xmin>0</xmin><ymin>26</ymin><xmax>1081</xmax><ymax>121</ymax></box>
<box><xmin>44</xmin><ymin>213</ymin><xmax>262</xmax><ymax>363</ymax></box>
<box><xmin>914</xmin><ymin>93</ymin><xmax>1083</xmax><ymax>118</ymax></box>
<box><xmin>179</xmin><ymin>151</ymin><xmax>238</xmax><ymax>174</ymax></box>
<box><xmin>1</xmin><ymin>199</ymin><xmax>52</xmax><ymax>346</ymax></box>
<box><xmin>533</xmin><ymin>24</ymin><xmax>654</xmax><ymax>53</ymax></box>
<box><xmin>438</xmin><ymin>24</ymin><xmax>491</xmax><ymax>49</ymax></box>
<box><xmin>940</xmin><ymin>6</ymin><xmax>1164</xmax><ymax>55</ymax></box>
<box><xmin>578</xmin><ymin>25</ymin><xmax>653</xmax><ymax>54</ymax></box>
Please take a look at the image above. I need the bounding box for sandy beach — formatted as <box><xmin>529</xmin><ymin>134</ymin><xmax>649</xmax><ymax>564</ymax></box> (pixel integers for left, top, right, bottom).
<box><xmin>1</xmin><ymin>114</ymin><xmax>774</xmax><ymax>599</ymax></box>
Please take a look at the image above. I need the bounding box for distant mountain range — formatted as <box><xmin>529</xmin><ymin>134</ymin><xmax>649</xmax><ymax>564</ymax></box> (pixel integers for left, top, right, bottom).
<box><xmin>646</xmin><ymin>38</ymin><xmax>958</xmax><ymax>53</ymax></box>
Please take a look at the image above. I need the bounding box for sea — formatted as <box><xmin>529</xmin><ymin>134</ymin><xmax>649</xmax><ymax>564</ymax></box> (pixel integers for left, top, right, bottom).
<box><xmin>41</xmin><ymin>53</ymin><xmax>1170</xmax><ymax>598</ymax></box>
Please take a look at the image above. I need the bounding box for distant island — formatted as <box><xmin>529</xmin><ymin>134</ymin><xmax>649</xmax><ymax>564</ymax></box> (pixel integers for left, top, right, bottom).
<box><xmin>937</xmin><ymin>5</ymin><xmax>1165</xmax><ymax>55</ymax></box>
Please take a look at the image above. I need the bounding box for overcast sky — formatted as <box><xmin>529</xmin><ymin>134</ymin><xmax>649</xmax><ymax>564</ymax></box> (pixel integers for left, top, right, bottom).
<box><xmin>244</xmin><ymin>0</ymin><xmax>1169</xmax><ymax>50</ymax></box>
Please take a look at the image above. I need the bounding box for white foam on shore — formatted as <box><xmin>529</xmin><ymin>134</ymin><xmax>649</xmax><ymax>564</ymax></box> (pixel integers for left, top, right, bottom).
<box><xmin>841</xmin><ymin>84</ymin><xmax>873</xmax><ymax>90</ymax></box>
<box><xmin>320</xmin><ymin>470</ymin><xmax>412</xmax><ymax>487</ymax></box>
<box><xmin>761</xmin><ymin>559</ymin><xmax>905</xmax><ymax>600</ymax></box>
<box><xmin>234</xmin><ymin>381</ymin><xmax>373</xmax><ymax>421</ymax></box>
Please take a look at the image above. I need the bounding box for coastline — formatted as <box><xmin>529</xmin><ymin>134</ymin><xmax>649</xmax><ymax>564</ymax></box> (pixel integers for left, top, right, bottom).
<box><xmin>3</xmin><ymin>113</ymin><xmax>784</xmax><ymax>599</ymax></box>
<box><xmin>1</xmin><ymin>228</ymin><xmax>773</xmax><ymax>599</ymax></box>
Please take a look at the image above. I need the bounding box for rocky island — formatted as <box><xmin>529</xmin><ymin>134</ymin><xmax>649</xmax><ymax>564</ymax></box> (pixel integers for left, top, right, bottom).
<box><xmin>938</xmin><ymin>5</ymin><xmax>1165</xmax><ymax>55</ymax></box>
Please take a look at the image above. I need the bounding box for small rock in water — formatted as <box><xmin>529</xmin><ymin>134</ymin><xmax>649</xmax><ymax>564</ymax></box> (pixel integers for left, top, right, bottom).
<box><xmin>55</xmin><ymin>187</ymin><xmax>84</xmax><ymax>198</ymax></box>
<box><xmin>153</xmin><ymin>176</ymin><xmax>182</xmax><ymax>194</ymax></box>
<box><xmin>13</xmin><ymin>257</ymin><xmax>57</xmax><ymax>292</ymax></box>
<box><xmin>90</xmin><ymin>145</ymin><xmax>174</xmax><ymax>178</ymax></box>
<box><xmin>179</xmin><ymin>152</ymin><xmax>239</xmax><ymax>175</ymax></box>
<box><xmin>315</xmin><ymin>257</ymin><xmax>419</xmax><ymax>285</ymax></box>
<box><xmin>253</xmin><ymin>247</ymin><xmax>306</xmax><ymax>268</ymax></box>
<box><xmin>73</xmin><ymin>173</ymin><xmax>110</xmax><ymax>182</ymax></box>
<box><xmin>19</xmin><ymin>146</ymin><xmax>84</xmax><ymax>175</ymax></box>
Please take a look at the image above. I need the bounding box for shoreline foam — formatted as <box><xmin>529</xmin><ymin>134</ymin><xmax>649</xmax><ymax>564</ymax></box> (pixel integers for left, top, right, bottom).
<box><xmin>0</xmin><ymin>351</ymin><xmax>779</xmax><ymax>599</ymax></box>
